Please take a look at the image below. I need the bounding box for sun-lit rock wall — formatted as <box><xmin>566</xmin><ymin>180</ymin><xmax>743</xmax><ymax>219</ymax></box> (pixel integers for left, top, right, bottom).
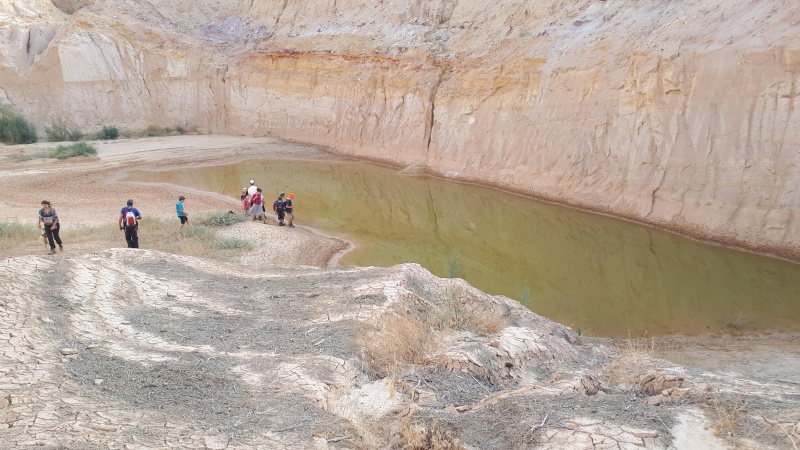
<box><xmin>2</xmin><ymin>0</ymin><xmax>800</xmax><ymax>257</ymax></box>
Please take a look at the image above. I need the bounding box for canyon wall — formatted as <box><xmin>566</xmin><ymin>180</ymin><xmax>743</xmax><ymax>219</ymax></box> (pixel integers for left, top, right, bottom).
<box><xmin>2</xmin><ymin>0</ymin><xmax>800</xmax><ymax>257</ymax></box>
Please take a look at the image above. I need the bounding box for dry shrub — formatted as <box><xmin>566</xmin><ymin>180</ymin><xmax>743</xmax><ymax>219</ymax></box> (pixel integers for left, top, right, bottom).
<box><xmin>725</xmin><ymin>313</ymin><xmax>754</xmax><ymax>333</ymax></box>
<box><xmin>359</xmin><ymin>285</ymin><xmax>508</xmax><ymax>380</ymax></box>
<box><xmin>360</xmin><ymin>311</ymin><xmax>435</xmax><ymax>378</ymax></box>
<box><xmin>603</xmin><ymin>332</ymin><xmax>657</xmax><ymax>386</ymax></box>
<box><xmin>400</xmin><ymin>419</ymin><xmax>464</xmax><ymax>450</ymax></box>
<box><xmin>700</xmin><ymin>392</ymin><xmax>746</xmax><ymax>440</ymax></box>
<box><xmin>432</xmin><ymin>285</ymin><xmax>506</xmax><ymax>336</ymax></box>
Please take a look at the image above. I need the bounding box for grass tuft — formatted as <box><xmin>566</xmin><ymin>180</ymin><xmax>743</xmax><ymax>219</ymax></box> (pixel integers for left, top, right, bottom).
<box><xmin>446</xmin><ymin>254</ymin><xmax>461</xmax><ymax>278</ymax></box>
<box><xmin>700</xmin><ymin>392</ymin><xmax>746</xmax><ymax>440</ymax></box>
<box><xmin>215</xmin><ymin>236</ymin><xmax>253</xmax><ymax>249</ymax></box>
<box><xmin>520</xmin><ymin>285</ymin><xmax>532</xmax><ymax>309</ymax></box>
<box><xmin>196</xmin><ymin>211</ymin><xmax>248</xmax><ymax>227</ymax></box>
<box><xmin>359</xmin><ymin>284</ymin><xmax>507</xmax><ymax>380</ymax></box>
<box><xmin>0</xmin><ymin>222</ymin><xmax>39</xmax><ymax>247</ymax></box>
<box><xmin>603</xmin><ymin>332</ymin><xmax>657</xmax><ymax>386</ymax></box>
<box><xmin>400</xmin><ymin>419</ymin><xmax>464</xmax><ymax>450</ymax></box>
<box><xmin>50</xmin><ymin>142</ymin><xmax>97</xmax><ymax>159</ymax></box>
<box><xmin>360</xmin><ymin>312</ymin><xmax>434</xmax><ymax>379</ymax></box>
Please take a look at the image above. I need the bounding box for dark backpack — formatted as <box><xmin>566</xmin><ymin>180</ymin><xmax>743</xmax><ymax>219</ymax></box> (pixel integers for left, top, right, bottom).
<box><xmin>273</xmin><ymin>199</ymin><xmax>284</xmax><ymax>212</ymax></box>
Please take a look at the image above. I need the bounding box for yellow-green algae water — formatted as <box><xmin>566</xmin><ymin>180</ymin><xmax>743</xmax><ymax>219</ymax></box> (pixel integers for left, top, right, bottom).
<box><xmin>128</xmin><ymin>158</ymin><xmax>800</xmax><ymax>337</ymax></box>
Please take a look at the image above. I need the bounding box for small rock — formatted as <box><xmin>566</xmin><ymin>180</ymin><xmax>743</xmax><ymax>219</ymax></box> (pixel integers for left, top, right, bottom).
<box><xmin>121</xmin><ymin>321</ymin><xmax>131</xmax><ymax>325</ymax></box>
<box><xmin>94</xmin><ymin>379</ymin><xmax>104</xmax><ymax>386</ymax></box>
<box><xmin>86</xmin><ymin>344</ymin><xmax>100</xmax><ymax>349</ymax></box>
<box><xmin>61</xmin><ymin>348</ymin><xmax>78</xmax><ymax>356</ymax></box>
<box><xmin>204</xmin><ymin>433</ymin><xmax>229</xmax><ymax>449</ymax></box>
<box><xmin>444</xmin><ymin>405</ymin><xmax>459</xmax><ymax>414</ymax></box>
<box><xmin>644</xmin><ymin>395</ymin><xmax>664</xmax><ymax>406</ymax></box>
<box><xmin>0</xmin><ymin>411</ymin><xmax>20</xmax><ymax>424</ymax></box>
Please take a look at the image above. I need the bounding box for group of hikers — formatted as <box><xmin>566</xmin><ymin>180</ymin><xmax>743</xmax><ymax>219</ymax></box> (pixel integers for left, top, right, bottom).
<box><xmin>38</xmin><ymin>180</ymin><xmax>295</xmax><ymax>254</ymax></box>
<box><xmin>240</xmin><ymin>180</ymin><xmax>295</xmax><ymax>228</ymax></box>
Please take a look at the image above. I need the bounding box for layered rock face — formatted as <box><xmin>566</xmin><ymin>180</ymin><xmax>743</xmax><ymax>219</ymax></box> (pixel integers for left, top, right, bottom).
<box><xmin>2</xmin><ymin>0</ymin><xmax>800</xmax><ymax>257</ymax></box>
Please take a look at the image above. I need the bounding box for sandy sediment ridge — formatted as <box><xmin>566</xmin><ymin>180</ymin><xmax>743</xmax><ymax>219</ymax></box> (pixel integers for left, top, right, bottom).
<box><xmin>1</xmin><ymin>0</ymin><xmax>800</xmax><ymax>260</ymax></box>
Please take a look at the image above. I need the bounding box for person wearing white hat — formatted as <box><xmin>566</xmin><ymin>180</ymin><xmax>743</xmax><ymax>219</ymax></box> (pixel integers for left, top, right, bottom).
<box><xmin>247</xmin><ymin>180</ymin><xmax>258</xmax><ymax>196</ymax></box>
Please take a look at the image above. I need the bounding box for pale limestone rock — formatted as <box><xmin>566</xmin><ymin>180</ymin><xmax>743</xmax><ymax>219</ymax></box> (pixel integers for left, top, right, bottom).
<box><xmin>1</xmin><ymin>0</ymin><xmax>799</xmax><ymax>257</ymax></box>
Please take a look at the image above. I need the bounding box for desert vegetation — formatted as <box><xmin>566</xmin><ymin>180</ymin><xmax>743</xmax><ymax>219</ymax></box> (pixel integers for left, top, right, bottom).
<box><xmin>121</xmin><ymin>124</ymin><xmax>191</xmax><ymax>138</ymax></box>
<box><xmin>0</xmin><ymin>106</ymin><xmax>37</xmax><ymax>144</ymax></box>
<box><xmin>0</xmin><ymin>213</ymin><xmax>252</xmax><ymax>259</ymax></box>
<box><xmin>44</xmin><ymin>122</ymin><xmax>84</xmax><ymax>142</ymax></box>
<box><xmin>359</xmin><ymin>284</ymin><xmax>507</xmax><ymax>379</ymax></box>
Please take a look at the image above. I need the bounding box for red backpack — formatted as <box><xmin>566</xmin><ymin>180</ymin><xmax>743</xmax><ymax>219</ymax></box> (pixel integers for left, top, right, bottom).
<box><xmin>124</xmin><ymin>207</ymin><xmax>137</xmax><ymax>227</ymax></box>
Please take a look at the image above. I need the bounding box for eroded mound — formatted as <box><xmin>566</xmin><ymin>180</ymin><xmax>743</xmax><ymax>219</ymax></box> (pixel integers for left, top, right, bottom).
<box><xmin>1</xmin><ymin>249</ymin><xmax>799</xmax><ymax>449</ymax></box>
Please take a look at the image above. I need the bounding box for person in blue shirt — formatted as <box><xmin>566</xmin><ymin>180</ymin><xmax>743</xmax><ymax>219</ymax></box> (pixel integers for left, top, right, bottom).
<box><xmin>118</xmin><ymin>199</ymin><xmax>142</xmax><ymax>248</ymax></box>
<box><xmin>176</xmin><ymin>195</ymin><xmax>189</xmax><ymax>229</ymax></box>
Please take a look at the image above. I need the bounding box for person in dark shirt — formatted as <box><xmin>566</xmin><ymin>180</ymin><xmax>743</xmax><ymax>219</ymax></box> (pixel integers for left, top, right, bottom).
<box><xmin>118</xmin><ymin>199</ymin><xmax>142</xmax><ymax>248</ymax></box>
<box><xmin>284</xmin><ymin>193</ymin><xmax>295</xmax><ymax>228</ymax></box>
<box><xmin>273</xmin><ymin>193</ymin><xmax>285</xmax><ymax>226</ymax></box>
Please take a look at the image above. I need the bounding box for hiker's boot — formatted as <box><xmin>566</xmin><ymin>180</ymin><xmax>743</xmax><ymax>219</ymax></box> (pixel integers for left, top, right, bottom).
<box><xmin>48</xmin><ymin>248</ymin><xmax>56</xmax><ymax>255</ymax></box>
<box><xmin>279</xmin><ymin>222</ymin><xmax>285</xmax><ymax>226</ymax></box>
<box><xmin>58</xmin><ymin>244</ymin><xmax>63</xmax><ymax>251</ymax></box>
<box><xmin>288</xmin><ymin>223</ymin><xmax>295</xmax><ymax>228</ymax></box>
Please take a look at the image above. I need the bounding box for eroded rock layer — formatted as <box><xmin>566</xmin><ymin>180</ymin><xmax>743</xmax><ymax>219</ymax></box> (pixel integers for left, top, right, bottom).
<box><xmin>2</xmin><ymin>0</ymin><xmax>800</xmax><ymax>257</ymax></box>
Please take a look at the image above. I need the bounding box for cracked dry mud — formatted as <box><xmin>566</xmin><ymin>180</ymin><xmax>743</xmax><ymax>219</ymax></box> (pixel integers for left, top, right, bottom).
<box><xmin>1</xmin><ymin>136</ymin><xmax>800</xmax><ymax>449</ymax></box>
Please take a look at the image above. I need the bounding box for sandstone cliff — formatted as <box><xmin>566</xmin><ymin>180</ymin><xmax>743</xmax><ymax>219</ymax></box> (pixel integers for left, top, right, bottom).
<box><xmin>2</xmin><ymin>0</ymin><xmax>800</xmax><ymax>258</ymax></box>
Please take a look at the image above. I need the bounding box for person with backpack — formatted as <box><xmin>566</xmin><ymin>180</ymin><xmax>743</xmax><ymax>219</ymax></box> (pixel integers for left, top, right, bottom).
<box><xmin>284</xmin><ymin>193</ymin><xmax>295</xmax><ymax>228</ymax></box>
<box><xmin>241</xmin><ymin>189</ymin><xmax>251</xmax><ymax>216</ymax></box>
<box><xmin>176</xmin><ymin>195</ymin><xmax>189</xmax><ymax>229</ymax></box>
<box><xmin>273</xmin><ymin>193</ymin><xmax>285</xmax><ymax>226</ymax></box>
<box><xmin>249</xmin><ymin>188</ymin><xmax>265</xmax><ymax>221</ymax></box>
<box><xmin>38</xmin><ymin>200</ymin><xmax>63</xmax><ymax>254</ymax></box>
<box><xmin>118</xmin><ymin>199</ymin><xmax>142</xmax><ymax>248</ymax></box>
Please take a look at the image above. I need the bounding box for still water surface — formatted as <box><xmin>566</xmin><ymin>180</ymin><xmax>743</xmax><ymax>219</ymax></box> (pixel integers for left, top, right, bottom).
<box><xmin>129</xmin><ymin>158</ymin><xmax>800</xmax><ymax>337</ymax></box>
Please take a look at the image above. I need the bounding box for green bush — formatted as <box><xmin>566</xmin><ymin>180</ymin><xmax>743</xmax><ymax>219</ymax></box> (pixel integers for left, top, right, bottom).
<box><xmin>100</xmin><ymin>126</ymin><xmax>119</xmax><ymax>140</ymax></box>
<box><xmin>196</xmin><ymin>211</ymin><xmax>247</xmax><ymax>227</ymax></box>
<box><xmin>183</xmin><ymin>224</ymin><xmax>216</xmax><ymax>240</ymax></box>
<box><xmin>0</xmin><ymin>107</ymin><xmax>38</xmax><ymax>145</ymax></box>
<box><xmin>50</xmin><ymin>142</ymin><xmax>97</xmax><ymax>159</ymax></box>
<box><xmin>215</xmin><ymin>236</ymin><xmax>253</xmax><ymax>249</ymax></box>
<box><xmin>45</xmin><ymin>123</ymin><xmax>83</xmax><ymax>142</ymax></box>
<box><xmin>183</xmin><ymin>224</ymin><xmax>251</xmax><ymax>249</ymax></box>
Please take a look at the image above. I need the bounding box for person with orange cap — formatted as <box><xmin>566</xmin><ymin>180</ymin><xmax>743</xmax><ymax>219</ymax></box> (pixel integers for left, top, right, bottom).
<box><xmin>284</xmin><ymin>193</ymin><xmax>295</xmax><ymax>228</ymax></box>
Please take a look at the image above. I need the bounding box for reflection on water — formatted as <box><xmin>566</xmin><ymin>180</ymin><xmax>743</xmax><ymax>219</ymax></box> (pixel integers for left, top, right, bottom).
<box><xmin>128</xmin><ymin>159</ymin><xmax>800</xmax><ymax>337</ymax></box>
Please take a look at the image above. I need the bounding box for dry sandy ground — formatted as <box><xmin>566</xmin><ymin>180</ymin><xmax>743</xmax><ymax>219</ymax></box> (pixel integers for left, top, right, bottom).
<box><xmin>1</xmin><ymin>135</ymin><xmax>799</xmax><ymax>449</ymax></box>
